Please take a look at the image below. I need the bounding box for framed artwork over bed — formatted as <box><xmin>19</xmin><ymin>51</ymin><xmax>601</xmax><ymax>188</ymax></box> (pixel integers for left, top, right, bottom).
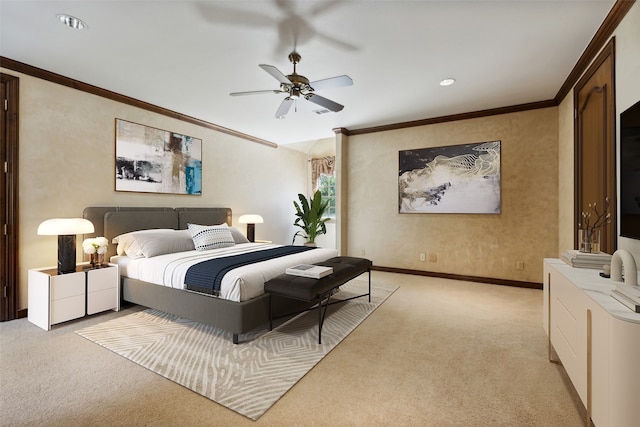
<box><xmin>115</xmin><ymin>119</ymin><xmax>202</xmax><ymax>195</ymax></box>
<box><xmin>398</xmin><ymin>140</ymin><xmax>501</xmax><ymax>214</ymax></box>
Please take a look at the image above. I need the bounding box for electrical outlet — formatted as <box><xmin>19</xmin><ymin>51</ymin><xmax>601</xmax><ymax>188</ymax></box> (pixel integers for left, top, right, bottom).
<box><xmin>516</xmin><ymin>261</ymin><xmax>524</xmax><ymax>270</ymax></box>
<box><xmin>419</xmin><ymin>253</ymin><xmax>426</xmax><ymax>262</ymax></box>
<box><xmin>428</xmin><ymin>253</ymin><xmax>437</xmax><ymax>262</ymax></box>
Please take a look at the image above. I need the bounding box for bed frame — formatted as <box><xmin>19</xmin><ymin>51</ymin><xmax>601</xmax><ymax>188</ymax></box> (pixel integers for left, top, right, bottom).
<box><xmin>83</xmin><ymin>206</ymin><xmax>313</xmax><ymax>344</ymax></box>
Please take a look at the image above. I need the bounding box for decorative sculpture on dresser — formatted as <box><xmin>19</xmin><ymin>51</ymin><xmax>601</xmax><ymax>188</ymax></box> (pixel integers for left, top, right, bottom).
<box><xmin>610</xmin><ymin>249</ymin><xmax>638</xmax><ymax>286</ymax></box>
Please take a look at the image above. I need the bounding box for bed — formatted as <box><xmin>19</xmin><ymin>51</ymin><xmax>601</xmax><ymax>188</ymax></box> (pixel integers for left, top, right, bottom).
<box><xmin>83</xmin><ymin>206</ymin><xmax>338</xmax><ymax>343</ymax></box>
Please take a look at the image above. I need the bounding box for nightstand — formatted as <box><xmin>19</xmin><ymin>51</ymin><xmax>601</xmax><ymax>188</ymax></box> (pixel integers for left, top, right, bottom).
<box><xmin>28</xmin><ymin>264</ymin><xmax>120</xmax><ymax>331</ymax></box>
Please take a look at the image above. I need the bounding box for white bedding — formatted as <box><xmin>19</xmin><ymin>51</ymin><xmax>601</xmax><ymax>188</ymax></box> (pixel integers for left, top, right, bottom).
<box><xmin>111</xmin><ymin>243</ymin><xmax>338</xmax><ymax>302</ymax></box>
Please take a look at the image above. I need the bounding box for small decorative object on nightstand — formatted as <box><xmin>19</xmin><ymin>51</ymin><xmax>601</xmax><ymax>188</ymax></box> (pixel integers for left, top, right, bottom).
<box><xmin>238</xmin><ymin>214</ymin><xmax>263</xmax><ymax>242</ymax></box>
<box><xmin>82</xmin><ymin>236</ymin><xmax>109</xmax><ymax>268</ymax></box>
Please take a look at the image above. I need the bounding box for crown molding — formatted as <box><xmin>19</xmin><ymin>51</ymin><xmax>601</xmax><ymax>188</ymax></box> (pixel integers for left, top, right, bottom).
<box><xmin>0</xmin><ymin>57</ymin><xmax>278</xmax><ymax>148</ymax></box>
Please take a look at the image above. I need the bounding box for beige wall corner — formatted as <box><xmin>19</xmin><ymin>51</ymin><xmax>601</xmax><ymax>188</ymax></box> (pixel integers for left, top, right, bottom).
<box><xmin>335</xmin><ymin>129</ymin><xmax>348</xmax><ymax>256</ymax></box>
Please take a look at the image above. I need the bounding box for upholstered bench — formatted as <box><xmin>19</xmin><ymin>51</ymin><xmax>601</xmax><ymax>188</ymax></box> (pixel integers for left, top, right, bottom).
<box><xmin>264</xmin><ymin>256</ymin><xmax>372</xmax><ymax>343</ymax></box>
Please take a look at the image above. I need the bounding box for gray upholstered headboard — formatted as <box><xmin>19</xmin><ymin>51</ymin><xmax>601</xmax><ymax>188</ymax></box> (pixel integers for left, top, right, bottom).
<box><xmin>82</xmin><ymin>206</ymin><xmax>232</xmax><ymax>260</ymax></box>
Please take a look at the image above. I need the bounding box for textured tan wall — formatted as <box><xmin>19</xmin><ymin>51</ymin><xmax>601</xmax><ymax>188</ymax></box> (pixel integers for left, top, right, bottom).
<box><xmin>8</xmin><ymin>70</ymin><xmax>308</xmax><ymax>310</ymax></box>
<box><xmin>346</xmin><ymin>108</ymin><xmax>559</xmax><ymax>283</ymax></box>
<box><xmin>557</xmin><ymin>94</ymin><xmax>575</xmax><ymax>255</ymax></box>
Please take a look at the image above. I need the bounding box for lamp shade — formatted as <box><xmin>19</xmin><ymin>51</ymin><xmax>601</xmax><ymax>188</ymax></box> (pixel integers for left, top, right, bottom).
<box><xmin>238</xmin><ymin>214</ymin><xmax>264</xmax><ymax>224</ymax></box>
<box><xmin>37</xmin><ymin>218</ymin><xmax>94</xmax><ymax>235</ymax></box>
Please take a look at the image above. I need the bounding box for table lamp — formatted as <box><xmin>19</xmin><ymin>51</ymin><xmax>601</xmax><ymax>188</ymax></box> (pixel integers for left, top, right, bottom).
<box><xmin>37</xmin><ymin>218</ymin><xmax>95</xmax><ymax>274</ymax></box>
<box><xmin>238</xmin><ymin>214</ymin><xmax>263</xmax><ymax>242</ymax></box>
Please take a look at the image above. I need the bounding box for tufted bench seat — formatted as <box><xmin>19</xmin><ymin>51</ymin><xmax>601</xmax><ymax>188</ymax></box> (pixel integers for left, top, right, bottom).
<box><xmin>264</xmin><ymin>256</ymin><xmax>372</xmax><ymax>343</ymax></box>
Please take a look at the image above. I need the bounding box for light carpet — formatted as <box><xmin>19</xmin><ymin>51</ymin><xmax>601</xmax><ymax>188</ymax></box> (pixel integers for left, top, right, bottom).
<box><xmin>76</xmin><ymin>280</ymin><xmax>397</xmax><ymax>420</ymax></box>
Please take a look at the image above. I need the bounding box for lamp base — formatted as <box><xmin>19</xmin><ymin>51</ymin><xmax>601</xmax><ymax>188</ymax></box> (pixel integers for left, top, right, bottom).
<box><xmin>246</xmin><ymin>224</ymin><xmax>255</xmax><ymax>243</ymax></box>
<box><xmin>58</xmin><ymin>234</ymin><xmax>77</xmax><ymax>274</ymax></box>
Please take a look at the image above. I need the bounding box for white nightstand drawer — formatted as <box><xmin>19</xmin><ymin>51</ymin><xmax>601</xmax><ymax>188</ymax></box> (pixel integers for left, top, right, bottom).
<box><xmin>51</xmin><ymin>295</ymin><xmax>86</xmax><ymax>324</ymax></box>
<box><xmin>87</xmin><ymin>288</ymin><xmax>118</xmax><ymax>314</ymax></box>
<box><xmin>50</xmin><ymin>272</ymin><xmax>85</xmax><ymax>300</ymax></box>
<box><xmin>87</xmin><ymin>267</ymin><xmax>118</xmax><ymax>292</ymax></box>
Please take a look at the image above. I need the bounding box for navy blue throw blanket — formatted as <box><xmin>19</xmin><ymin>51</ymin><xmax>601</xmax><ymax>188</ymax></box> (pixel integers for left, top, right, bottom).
<box><xmin>185</xmin><ymin>245</ymin><xmax>315</xmax><ymax>296</ymax></box>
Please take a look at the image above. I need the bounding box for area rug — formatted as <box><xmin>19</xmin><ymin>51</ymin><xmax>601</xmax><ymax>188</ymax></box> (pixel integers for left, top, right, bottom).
<box><xmin>76</xmin><ymin>280</ymin><xmax>397</xmax><ymax>420</ymax></box>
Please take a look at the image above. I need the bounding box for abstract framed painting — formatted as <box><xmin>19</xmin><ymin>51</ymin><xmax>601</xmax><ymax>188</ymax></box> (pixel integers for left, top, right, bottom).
<box><xmin>115</xmin><ymin>119</ymin><xmax>202</xmax><ymax>195</ymax></box>
<box><xmin>398</xmin><ymin>140</ymin><xmax>501</xmax><ymax>214</ymax></box>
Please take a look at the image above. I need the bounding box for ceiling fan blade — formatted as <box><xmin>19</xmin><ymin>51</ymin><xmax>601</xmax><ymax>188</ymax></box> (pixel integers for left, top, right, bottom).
<box><xmin>306</xmin><ymin>94</ymin><xmax>344</xmax><ymax>112</ymax></box>
<box><xmin>197</xmin><ymin>4</ymin><xmax>275</xmax><ymax>27</ymax></box>
<box><xmin>230</xmin><ymin>89</ymin><xmax>282</xmax><ymax>96</ymax></box>
<box><xmin>315</xmin><ymin>32</ymin><xmax>359</xmax><ymax>51</ymax></box>
<box><xmin>275</xmin><ymin>97</ymin><xmax>295</xmax><ymax>117</ymax></box>
<box><xmin>309</xmin><ymin>75</ymin><xmax>353</xmax><ymax>91</ymax></box>
<box><xmin>308</xmin><ymin>0</ymin><xmax>344</xmax><ymax>17</ymax></box>
<box><xmin>259</xmin><ymin>64</ymin><xmax>292</xmax><ymax>85</ymax></box>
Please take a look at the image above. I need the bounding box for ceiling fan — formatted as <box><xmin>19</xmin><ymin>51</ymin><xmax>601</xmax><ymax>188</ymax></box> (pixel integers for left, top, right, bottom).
<box><xmin>230</xmin><ymin>51</ymin><xmax>353</xmax><ymax>118</ymax></box>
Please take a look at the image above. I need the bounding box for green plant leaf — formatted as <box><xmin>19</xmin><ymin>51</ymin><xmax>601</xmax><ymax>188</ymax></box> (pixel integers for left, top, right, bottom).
<box><xmin>291</xmin><ymin>190</ymin><xmax>330</xmax><ymax>244</ymax></box>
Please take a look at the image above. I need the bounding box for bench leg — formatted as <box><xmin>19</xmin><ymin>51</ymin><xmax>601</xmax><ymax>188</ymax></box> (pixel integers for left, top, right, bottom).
<box><xmin>318</xmin><ymin>295</ymin><xmax>323</xmax><ymax>344</ymax></box>
<box><xmin>318</xmin><ymin>293</ymin><xmax>333</xmax><ymax>345</ymax></box>
<box><xmin>233</xmin><ymin>334</ymin><xmax>239</xmax><ymax>344</ymax></box>
<box><xmin>269</xmin><ymin>294</ymin><xmax>274</xmax><ymax>331</ymax></box>
<box><xmin>368</xmin><ymin>268</ymin><xmax>371</xmax><ymax>302</ymax></box>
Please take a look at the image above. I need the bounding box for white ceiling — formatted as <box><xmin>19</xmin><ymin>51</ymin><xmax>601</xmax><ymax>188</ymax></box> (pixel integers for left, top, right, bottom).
<box><xmin>0</xmin><ymin>0</ymin><xmax>616</xmax><ymax>145</ymax></box>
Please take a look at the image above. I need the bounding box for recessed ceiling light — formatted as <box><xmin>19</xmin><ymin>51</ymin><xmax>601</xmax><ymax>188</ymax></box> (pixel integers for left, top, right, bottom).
<box><xmin>57</xmin><ymin>14</ymin><xmax>88</xmax><ymax>30</ymax></box>
<box><xmin>440</xmin><ymin>78</ymin><xmax>456</xmax><ymax>86</ymax></box>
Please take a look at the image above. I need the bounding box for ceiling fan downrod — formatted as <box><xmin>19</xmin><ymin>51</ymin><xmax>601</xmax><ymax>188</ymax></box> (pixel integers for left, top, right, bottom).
<box><xmin>288</xmin><ymin>51</ymin><xmax>301</xmax><ymax>67</ymax></box>
<box><xmin>285</xmin><ymin>51</ymin><xmax>309</xmax><ymax>91</ymax></box>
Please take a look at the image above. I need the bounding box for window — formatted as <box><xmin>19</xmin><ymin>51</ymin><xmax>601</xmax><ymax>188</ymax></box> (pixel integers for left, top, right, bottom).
<box><xmin>311</xmin><ymin>156</ymin><xmax>336</xmax><ymax>219</ymax></box>
<box><xmin>317</xmin><ymin>173</ymin><xmax>336</xmax><ymax>218</ymax></box>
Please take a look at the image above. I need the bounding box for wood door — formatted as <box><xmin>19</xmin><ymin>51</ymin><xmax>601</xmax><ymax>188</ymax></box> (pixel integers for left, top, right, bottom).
<box><xmin>1</xmin><ymin>73</ymin><xmax>19</xmax><ymax>321</ymax></box>
<box><xmin>575</xmin><ymin>39</ymin><xmax>616</xmax><ymax>255</ymax></box>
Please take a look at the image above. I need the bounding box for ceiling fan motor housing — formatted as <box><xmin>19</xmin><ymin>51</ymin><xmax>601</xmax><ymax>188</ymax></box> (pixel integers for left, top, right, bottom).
<box><xmin>284</xmin><ymin>73</ymin><xmax>311</xmax><ymax>97</ymax></box>
<box><xmin>230</xmin><ymin>50</ymin><xmax>351</xmax><ymax>117</ymax></box>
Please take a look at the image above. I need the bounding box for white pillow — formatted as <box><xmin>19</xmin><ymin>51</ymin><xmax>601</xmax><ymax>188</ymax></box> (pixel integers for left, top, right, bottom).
<box><xmin>113</xmin><ymin>229</ymin><xmax>173</xmax><ymax>257</ymax></box>
<box><xmin>188</xmin><ymin>223</ymin><xmax>236</xmax><ymax>251</ymax></box>
<box><xmin>229</xmin><ymin>226</ymin><xmax>250</xmax><ymax>244</ymax></box>
<box><xmin>130</xmin><ymin>229</ymin><xmax>195</xmax><ymax>258</ymax></box>
<box><xmin>113</xmin><ymin>229</ymin><xmax>193</xmax><ymax>258</ymax></box>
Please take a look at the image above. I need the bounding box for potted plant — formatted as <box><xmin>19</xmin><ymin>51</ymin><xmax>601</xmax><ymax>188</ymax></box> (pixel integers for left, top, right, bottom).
<box><xmin>292</xmin><ymin>190</ymin><xmax>330</xmax><ymax>246</ymax></box>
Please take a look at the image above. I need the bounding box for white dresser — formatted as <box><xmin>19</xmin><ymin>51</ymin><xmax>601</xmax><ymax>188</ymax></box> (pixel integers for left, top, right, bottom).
<box><xmin>28</xmin><ymin>264</ymin><xmax>120</xmax><ymax>331</ymax></box>
<box><xmin>543</xmin><ymin>259</ymin><xmax>640</xmax><ymax>427</ymax></box>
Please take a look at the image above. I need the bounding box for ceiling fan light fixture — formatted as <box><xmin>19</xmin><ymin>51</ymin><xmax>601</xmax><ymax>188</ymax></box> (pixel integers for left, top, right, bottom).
<box><xmin>440</xmin><ymin>78</ymin><xmax>456</xmax><ymax>86</ymax></box>
<box><xmin>57</xmin><ymin>14</ymin><xmax>88</xmax><ymax>30</ymax></box>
